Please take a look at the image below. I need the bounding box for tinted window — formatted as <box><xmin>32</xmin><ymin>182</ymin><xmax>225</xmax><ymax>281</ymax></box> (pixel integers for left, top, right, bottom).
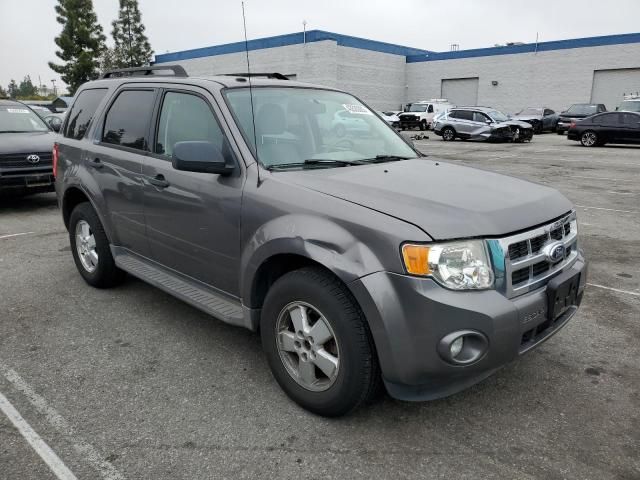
<box><xmin>427</xmin><ymin>105</ymin><xmax>434</xmax><ymax>113</ymax></box>
<box><xmin>544</xmin><ymin>109</ymin><xmax>555</xmax><ymax>116</ymax></box>
<box><xmin>594</xmin><ymin>113</ymin><xmax>620</xmax><ymax>125</ymax></box>
<box><xmin>156</xmin><ymin>92</ymin><xmax>226</xmax><ymax>157</ymax></box>
<box><xmin>473</xmin><ymin>112</ymin><xmax>490</xmax><ymax>123</ymax></box>
<box><xmin>102</xmin><ymin>90</ymin><xmax>155</xmax><ymax>150</ymax></box>
<box><xmin>63</xmin><ymin>89</ymin><xmax>107</xmax><ymax>139</ymax></box>
<box><xmin>452</xmin><ymin>110</ymin><xmax>473</xmax><ymax>121</ymax></box>
<box><xmin>622</xmin><ymin>113</ymin><xmax>640</xmax><ymax>125</ymax></box>
<box><xmin>566</xmin><ymin>104</ymin><xmax>597</xmax><ymax>116</ymax></box>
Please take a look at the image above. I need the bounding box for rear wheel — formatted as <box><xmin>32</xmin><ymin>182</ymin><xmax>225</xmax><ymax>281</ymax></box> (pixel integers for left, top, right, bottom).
<box><xmin>69</xmin><ymin>202</ymin><xmax>125</xmax><ymax>288</ymax></box>
<box><xmin>261</xmin><ymin>267</ymin><xmax>380</xmax><ymax>417</ymax></box>
<box><xmin>419</xmin><ymin>120</ymin><xmax>427</xmax><ymax>131</ymax></box>
<box><xmin>442</xmin><ymin>127</ymin><xmax>456</xmax><ymax>141</ymax></box>
<box><xmin>580</xmin><ymin>130</ymin><xmax>598</xmax><ymax>147</ymax></box>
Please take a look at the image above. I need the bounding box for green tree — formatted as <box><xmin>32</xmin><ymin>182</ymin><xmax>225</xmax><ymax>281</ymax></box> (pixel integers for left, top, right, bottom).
<box><xmin>98</xmin><ymin>47</ymin><xmax>117</xmax><ymax>74</ymax></box>
<box><xmin>7</xmin><ymin>80</ymin><xmax>18</xmax><ymax>98</ymax></box>
<box><xmin>111</xmin><ymin>0</ymin><xmax>153</xmax><ymax>68</ymax></box>
<box><xmin>0</xmin><ymin>85</ymin><xmax>7</xmax><ymax>98</ymax></box>
<box><xmin>18</xmin><ymin>76</ymin><xmax>38</xmax><ymax>97</ymax></box>
<box><xmin>49</xmin><ymin>0</ymin><xmax>106</xmax><ymax>95</ymax></box>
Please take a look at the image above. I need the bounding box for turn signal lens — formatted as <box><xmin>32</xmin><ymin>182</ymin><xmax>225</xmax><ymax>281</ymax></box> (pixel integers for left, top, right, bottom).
<box><xmin>401</xmin><ymin>244</ymin><xmax>430</xmax><ymax>275</ymax></box>
<box><xmin>52</xmin><ymin>143</ymin><xmax>59</xmax><ymax>178</ymax></box>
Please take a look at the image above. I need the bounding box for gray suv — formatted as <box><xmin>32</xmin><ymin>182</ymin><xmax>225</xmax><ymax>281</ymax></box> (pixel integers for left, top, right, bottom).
<box><xmin>55</xmin><ymin>66</ymin><xmax>587</xmax><ymax>416</ymax></box>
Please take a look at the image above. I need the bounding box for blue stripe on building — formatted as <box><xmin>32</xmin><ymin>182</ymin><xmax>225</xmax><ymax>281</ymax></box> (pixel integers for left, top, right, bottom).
<box><xmin>154</xmin><ymin>30</ymin><xmax>431</xmax><ymax>63</ymax></box>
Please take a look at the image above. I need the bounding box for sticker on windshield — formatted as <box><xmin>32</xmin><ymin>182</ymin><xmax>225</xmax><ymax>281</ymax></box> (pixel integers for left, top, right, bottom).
<box><xmin>342</xmin><ymin>104</ymin><xmax>373</xmax><ymax>115</ymax></box>
<box><xmin>6</xmin><ymin>108</ymin><xmax>30</xmax><ymax>114</ymax></box>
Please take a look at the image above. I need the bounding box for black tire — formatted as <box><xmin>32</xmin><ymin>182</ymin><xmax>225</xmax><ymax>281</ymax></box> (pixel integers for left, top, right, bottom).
<box><xmin>419</xmin><ymin>120</ymin><xmax>426</xmax><ymax>131</ymax></box>
<box><xmin>533</xmin><ymin>122</ymin><xmax>543</xmax><ymax>134</ymax></box>
<box><xmin>261</xmin><ymin>267</ymin><xmax>381</xmax><ymax>417</ymax></box>
<box><xmin>580</xmin><ymin>130</ymin><xmax>599</xmax><ymax>147</ymax></box>
<box><xmin>442</xmin><ymin>126</ymin><xmax>456</xmax><ymax>141</ymax></box>
<box><xmin>69</xmin><ymin>202</ymin><xmax>125</xmax><ymax>288</ymax></box>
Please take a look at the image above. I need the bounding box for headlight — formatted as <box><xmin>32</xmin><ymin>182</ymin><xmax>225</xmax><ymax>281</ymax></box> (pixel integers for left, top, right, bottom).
<box><xmin>401</xmin><ymin>240</ymin><xmax>494</xmax><ymax>290</ymax></box>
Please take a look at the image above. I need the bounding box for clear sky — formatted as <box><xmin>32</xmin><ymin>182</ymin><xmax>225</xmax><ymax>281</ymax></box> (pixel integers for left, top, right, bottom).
<box><xmin>1</xmin><ymin>0</ymin><xmax>639</xmax><ymax>91</ymax></box>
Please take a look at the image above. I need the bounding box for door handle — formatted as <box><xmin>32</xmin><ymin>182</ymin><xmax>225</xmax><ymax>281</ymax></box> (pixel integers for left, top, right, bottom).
<box><xmin>89</xmin><ymin>158</ymin><xmax>103</xmax><ymax>169</ymax></box>
<box><xmin>149</xmin><ymin>174</ymin><xmax>170</xmax><ymax>188</ymax></box>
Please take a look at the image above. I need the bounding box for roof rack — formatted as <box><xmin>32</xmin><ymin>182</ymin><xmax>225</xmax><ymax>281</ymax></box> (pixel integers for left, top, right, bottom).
<box><xmin>100</xmin><ymin>65</ymin><xmax>188</xmax><ymax>79</ymax></box>
<box><xmin>222</xmin><ymin>73</ymin><xmax>290</xmax><ymax>81</ymax></box>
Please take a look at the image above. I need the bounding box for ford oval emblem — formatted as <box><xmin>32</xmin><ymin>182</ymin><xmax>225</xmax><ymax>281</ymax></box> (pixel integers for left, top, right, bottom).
<box><xmin>544</xmin><ymin>242</ymin><xmax>565</xmax><ymax>263</ymax></box>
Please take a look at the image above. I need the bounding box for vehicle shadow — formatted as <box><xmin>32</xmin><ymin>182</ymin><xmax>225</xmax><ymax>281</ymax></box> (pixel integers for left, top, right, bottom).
<box><xmin>0</xmin><ymin>192</ymin><xmax>58</xmax><ymax>214</ymax></box>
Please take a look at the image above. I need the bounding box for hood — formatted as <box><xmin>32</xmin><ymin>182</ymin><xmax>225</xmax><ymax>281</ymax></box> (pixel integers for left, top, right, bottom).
<box><xmin>279</xmin><ymin>159</ymin><xmax>572</xmax><ymax>240</ymax></box>
<box><xmin>496</xmin><ymin>120</ymin><xmax>533</xmax><ymax>129</ymax></box>
<box><xmin>512</xmin><ymin>114</ymin><xmax>542</xmax><ymax>122</ymax></box>
<box><xmin>0</xmin><ymin>131</ymin><xmax>56</xmax><ymax>156</ymax></box>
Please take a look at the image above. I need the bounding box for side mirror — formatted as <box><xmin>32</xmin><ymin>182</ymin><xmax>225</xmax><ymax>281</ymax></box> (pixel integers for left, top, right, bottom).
<box><xmin>172</xmin><ymin>141</ymin><xmax>235</xmax><ymax>175</ymax></box>
<box><xmin>485</xmin><ymin>120</ymin><xmax>492</xmax><ymax>125</ymax></box>
<box><xmin>46</xmin><ymin>117</ymin><xmax>62</xmax><ymax>132</ymax></box>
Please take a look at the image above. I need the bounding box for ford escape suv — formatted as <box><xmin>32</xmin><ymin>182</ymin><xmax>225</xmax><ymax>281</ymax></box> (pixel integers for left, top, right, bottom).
<box><xmin>55</xmin><ymin>66</ymin><xmax>587</xmax><ymax>417</ymax></box>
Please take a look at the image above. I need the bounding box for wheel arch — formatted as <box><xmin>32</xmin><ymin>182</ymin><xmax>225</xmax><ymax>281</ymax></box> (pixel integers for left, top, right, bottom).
<box><xmin>61</xmin><ymin>186</ymin><xmax>112</xmax><ymax>242</ymax></box>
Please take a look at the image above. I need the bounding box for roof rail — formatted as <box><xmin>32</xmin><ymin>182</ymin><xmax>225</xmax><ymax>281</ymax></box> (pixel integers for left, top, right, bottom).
<box><xmin>100</xmin><ymin>65</ymin><xmax>188</xmax><ymax>79</ymax></box>
<box><xmin>222</xmin><ymin>72</ymin><xmax>290</xmax><ymax>80</ymax></box>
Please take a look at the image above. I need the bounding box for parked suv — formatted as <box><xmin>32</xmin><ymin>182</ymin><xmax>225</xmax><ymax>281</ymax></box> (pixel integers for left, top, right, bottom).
<box><xmin>399</xmin><ymin>99</ymin><xmax>453</xmax><ymax>130</ymax></box>
<box><xmin>1</xmin><ymin>99</ymin><xmax>56</xmax><ymax>194</ymax></box>
<box><xmin>56</xmin><ymin>67</ymin><xmax>587</xmax><ymax>416</ymax></box>
<box><xmin>434</xmin><ymin>107</ymin><xmax>533</xmax><ymax>142</ymax></box>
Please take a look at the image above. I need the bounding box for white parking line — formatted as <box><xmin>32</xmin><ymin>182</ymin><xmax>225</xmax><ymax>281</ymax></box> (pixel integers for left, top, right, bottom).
<box><xmin>0</xmin><ymin>363</ymin><xmax>125</xmax><ymax>480</ymax></box>
<box><xmin>0</xmin><ymin>390</ymin><xmax>78</xmax><ymax>480</ymax></box>
<box><xmin>0</xmin><ymin>232</ymin><xmax>35</xmax><ymax>240</ymax></box>
<box><xmin>575</xmin><ymin>205</ymin><xmax>638</xmax><ymax>214</ymax></box>
<box><xmin>587</xmin><ymin>283</ymin><xmax>640</xmax><ymax>297</ymax></box>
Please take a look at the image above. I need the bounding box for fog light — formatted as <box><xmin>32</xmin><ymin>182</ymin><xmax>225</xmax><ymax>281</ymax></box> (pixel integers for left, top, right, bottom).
<box><xmin>437</xmin><ymin>330</ymin><xmax>489</xmax><ymax>365</ymax></box>
<box><xmin>450</xmin><ymin>336</ymin><xmax>464</xmax><ymax>358</ymax></box>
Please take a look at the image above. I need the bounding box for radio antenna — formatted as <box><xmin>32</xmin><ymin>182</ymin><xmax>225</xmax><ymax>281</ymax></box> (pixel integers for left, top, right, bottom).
<box><xmin>241</xmin><ymin>2</ymin><xmax>261</xmax><ymax>184</ymax></box>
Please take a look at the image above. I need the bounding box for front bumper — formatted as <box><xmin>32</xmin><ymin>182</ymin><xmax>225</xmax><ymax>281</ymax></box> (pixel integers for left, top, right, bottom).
<box><xmin>0</xmin><ymin>167</ymin><xmax>55</xmax><ymax>192</ymax></box>
<box><xmin>349</xmin><ymin>252</ymin><xmax>587</xmax><ymax>401</ymax></box>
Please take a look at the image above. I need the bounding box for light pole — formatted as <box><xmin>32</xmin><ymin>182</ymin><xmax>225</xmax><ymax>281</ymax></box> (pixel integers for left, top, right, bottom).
<box><xmin>303</xmin><ymin>20</ymin><xmax>307</xmax><ymax>44</ymax></box>
<box><xmin>50</xmin><ymin>79</ymin><xmax>57</xmax><ymax>96</ymax></box>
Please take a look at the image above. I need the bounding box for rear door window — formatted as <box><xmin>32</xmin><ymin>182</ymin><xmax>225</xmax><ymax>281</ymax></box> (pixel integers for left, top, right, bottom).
<box><xmin>63</xmin><ymin>88</ymin><xmax>108</xmax><ymax>140</ymax></box>
<box><xmin>455</xmin><ymin>110</ymin><xmax>474</xmax><ymax>121</ymax></box>
<box><xmin>102</xmin><ymin>90</ymin><xmax>156</xmax><ymax>151</ymax></box>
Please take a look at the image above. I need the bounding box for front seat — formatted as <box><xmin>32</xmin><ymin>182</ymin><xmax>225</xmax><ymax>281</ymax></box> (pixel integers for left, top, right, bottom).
<box><xmin>255</xmin><ymin>103</ymin><xmax>300</xmax><ymax>165</ymax></box>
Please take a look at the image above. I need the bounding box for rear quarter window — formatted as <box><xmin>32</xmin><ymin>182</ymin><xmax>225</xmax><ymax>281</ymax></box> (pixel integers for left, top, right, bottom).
<box><xmin>102</xmin><ymin>90</ymin><xmax>156</xmax><ymax>151</ymax></box>
<box><xmin>63</xmin><ymin>89</ymin><xmax>108</xmax><ymax>140</ymax></box>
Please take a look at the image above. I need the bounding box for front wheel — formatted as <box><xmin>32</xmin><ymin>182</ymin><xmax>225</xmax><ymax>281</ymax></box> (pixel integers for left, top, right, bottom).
<box><xmin>261</xmin><ymin>267</ymin><xmax>380</xmax><ymax>417</ymax></box>
<box><xmin>419</xmin><ymin>120</ymin><xmax>426</xmax><ymax>131</ymax></box>
<box><xmin>69</xmin><ymin>202</ymin><xmax>125</xmax><ymax>288</ymax></box>
<box><xmin>442</xmin><ymin>127</ymin><xmax>456</xmax><ymax>141</ymax></box>
<box><xmin>580</xmin><ymin>130</ymin><xmax>598</xmax><ymax>147</ymax></box>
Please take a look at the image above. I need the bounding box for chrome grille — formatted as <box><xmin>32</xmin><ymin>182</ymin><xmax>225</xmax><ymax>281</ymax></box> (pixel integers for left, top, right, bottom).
<box><xmin>491</xmin><ymin>212</ymin><xmax>579</xmax><ymax>299</ymax></box>
<box><xmin>0</xmin><ymin>153</ymin><xmax>52</xmax><ymax>168</ymax></box>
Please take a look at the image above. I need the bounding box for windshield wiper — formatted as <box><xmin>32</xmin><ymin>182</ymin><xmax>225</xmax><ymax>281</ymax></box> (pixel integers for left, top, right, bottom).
<box><xmin>357</xmin><ymin>155</ymin><xmax>415</xmax><ymax>164</ymax></box>
<box><xmin>0</xmin><ymin>130</ymin><xmax>34</xmax><ymax>133</ymax></box>
<box><xmin>266</xmin><ymin>159</ymin><xmax>362</xmax><ymax>170</ymax></box>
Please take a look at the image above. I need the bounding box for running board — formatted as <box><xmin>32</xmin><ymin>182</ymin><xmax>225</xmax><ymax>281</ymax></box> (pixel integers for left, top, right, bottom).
<box><xmin>111</xmin><ymin>247</ymin><xmax>248</xmax><ymax>329</ymax></box>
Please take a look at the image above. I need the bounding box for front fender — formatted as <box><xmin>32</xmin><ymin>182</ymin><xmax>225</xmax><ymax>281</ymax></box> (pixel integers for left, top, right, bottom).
<box><xmin>240</xmin><ymin>213</ymin><xmax>384</xmax><ymax>306</ymax></box>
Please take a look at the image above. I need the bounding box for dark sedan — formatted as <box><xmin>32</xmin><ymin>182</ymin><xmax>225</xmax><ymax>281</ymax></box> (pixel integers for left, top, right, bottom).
<box><xmin>512</xmin><ymin>107</ymin><xmax>559</xmax><ymax>133</ymax></box>
<box><xmin>556</xmin><ymin>103</ymin><xmax>607</xmax><ymax>134</ymax></box>
<box><xmin>567</xmin><ymin>111</ymin><xmax>640</xmax><ymax>147</ymax></box>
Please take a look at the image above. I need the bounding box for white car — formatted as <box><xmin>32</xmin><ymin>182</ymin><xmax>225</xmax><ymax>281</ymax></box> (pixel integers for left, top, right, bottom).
<box><xmin>617</xmin><ymin>94</ymin><xmax>640</xmax><ymax>112</ymax></box>
<box><xmin>377</xmin><ymin>111</ymin><xmax>400</xmax><ymax>128</ymax></box>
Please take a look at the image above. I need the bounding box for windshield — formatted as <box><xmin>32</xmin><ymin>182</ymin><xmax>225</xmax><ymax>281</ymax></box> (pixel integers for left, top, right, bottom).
<box><xmin>224</xmin><ymin>87</ymin><xmax>417</xmax><ymax>168</ymax></box>
<box><xmin>0</xmin><ymin>106</ymin><xmax>49</xmax><ymax>133</ymax></box>
<box><xmin>618</xmin><ymin>101</ymin><xmax>640</xmax><ymax>112</ymax></box>
<box><xmin>518</xmin><ymin>108</ymin><xmax>542</xmax><ymax>115</ymax></box>
<box><xmin>409</xmin><ymin>104</ymin><xmax>428</xmax><ymax>112</ymax></box>
<box><xmin>566</xmin><ymin>104</ymin><xmax>597</xmax><ymax>115</ymax></box>
<box><xmin>487</xmin><ymin>110</ymin><xmax>509</xmax><ymax>122</ymax></box>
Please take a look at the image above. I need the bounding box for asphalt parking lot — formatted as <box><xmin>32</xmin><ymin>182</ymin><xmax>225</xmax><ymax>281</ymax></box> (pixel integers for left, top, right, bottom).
<box><xmin>1</xmin><ymin>133</ymin><xmax>638</xmax><ymax>479</ymax></box>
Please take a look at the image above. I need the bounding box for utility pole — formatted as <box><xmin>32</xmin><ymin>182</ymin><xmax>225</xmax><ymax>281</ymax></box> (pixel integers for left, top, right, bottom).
<box><xmin>303</xmin><ymin>20</ymin><xmax>307</xmax><ymax>45</ymax></box>
<box><xmin>51</xmin><ymin>79</ymin><xmax>57</xmax><ymax>97</ymax></box>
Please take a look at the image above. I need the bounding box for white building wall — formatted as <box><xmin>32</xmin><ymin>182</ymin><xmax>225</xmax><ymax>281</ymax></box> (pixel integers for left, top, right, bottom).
<box><xmin>336</xmin><ymin>46</ymin><xmax>408</xmax><ymax>111</ymax></box>
<box><xmin>173</xmin><ymin>40</ymin><xmax>340</xmax><ymax>88</ymax></box>
<box><xmin>407</xmin><ymin>43</ymin><xmax>640</xmax><ymax>113</ymax></box>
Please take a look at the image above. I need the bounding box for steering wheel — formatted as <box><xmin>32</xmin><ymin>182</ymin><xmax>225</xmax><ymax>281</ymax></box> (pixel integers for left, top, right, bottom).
<box><xmin>332</xmin><ymin>138</ymin><xmax>354</xmax><ymax>150</ymax></box>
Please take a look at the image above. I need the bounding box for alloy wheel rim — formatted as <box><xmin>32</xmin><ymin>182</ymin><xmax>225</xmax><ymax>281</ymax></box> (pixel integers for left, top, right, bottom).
<box><xmin>275</xmin><ymin>301</ymin><xmax>340</xmax><ymax>392</ymax></box>
<box><xmin>75</xmin><ymin>220</ymin><xmax>98</xmax><ymax>273</ymax></box>
<box><xmin>444</xmin><ymin>129</ymin><xmax>453</xmax><ymax>140</ymax></box>
<box><xmin>583</xmin><ymin>132</ymin><xmax>596</xmax><ymax>146</ymax></box>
